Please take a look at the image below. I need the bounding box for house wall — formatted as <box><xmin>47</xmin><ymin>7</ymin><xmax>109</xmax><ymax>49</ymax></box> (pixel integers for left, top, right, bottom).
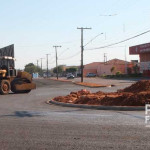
<box><xmin>97</xmin><ymin>64</ymin><xmax>126</xmax><ymax>76</ymax></box>
<box><xmin>84</xmin><ymin>59</ymin><xmax>134</xmax><ymax>77</ymax></box>
<box><xmin>83</xmin><ymin>62</ymin><xmax>101</xmax><ymax>76</ymax></box>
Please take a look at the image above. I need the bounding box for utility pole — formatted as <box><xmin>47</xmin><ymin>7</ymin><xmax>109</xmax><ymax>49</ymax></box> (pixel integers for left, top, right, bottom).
<box><xmin>53</xmin><ymin>46</ymin><xmax>61</xmax><ymax>80</ymax></box>
<box><xmin>77</xmin><ymin>27</ymin><xmax>91</xmax><ymax>82</ymax></box>
<box><xmin>40</xmin><ymin>58</ymin><xmax>44</xmax><ymax>70</ymax></box>
<box><xmin>40</xmin><ymin>58</ymin><xmax>45</xmax><ymax>77</ymax></box>
<box><xmin>104</xmin><ymin>53</ymin><xmax>107</xmax><ymax>64</ymax></box>
<box><xmin>37</xmin><ymin>60</ymin><xmax>39</xmax><ymax>67</ymax></box>
<box><xmin>46</xmin><ymin>54</ymin><xmax>50</xmax><ymax>78</ymax></box>
<box><xmin>124</xmin><ymin>46</ymin><xmax>127</xmax><ymax>74</ymax></box>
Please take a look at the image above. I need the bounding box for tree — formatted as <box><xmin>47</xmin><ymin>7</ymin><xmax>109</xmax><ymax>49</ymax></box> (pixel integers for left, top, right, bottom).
<box><xmin>24</xmin><ymin>63</ymin><xmax>42</xmax><ymax>74</ymax></box>
<box><xmin>127</xmin><ymin>67</ymin><xmax>132</xmax><ymax>75</ymax></box>
<box><xmin>133</xmin><ymin>64</ymin><xmax>139</xmax><ymax>74</ymax></box>
<box><xmin>53</xmin><ymin>66</ymin><xmax>63</xmax><ymax>74</ymax></box>
<box><xmin>66</xmin><ymin>67</ymin><xmax>77</xmax><ymax>73</ymax></box>
<box><xmin>110</xmin><ymin>66</ymin><xmax>115</xmax><ymax>75</ymax></box>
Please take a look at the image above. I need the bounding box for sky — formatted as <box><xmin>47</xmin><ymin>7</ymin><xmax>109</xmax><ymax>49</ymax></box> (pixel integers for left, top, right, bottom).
<box><xmin>0</xmin><ymin>0</ymin><xmax>150</xmax><ymax>69</ymax></box>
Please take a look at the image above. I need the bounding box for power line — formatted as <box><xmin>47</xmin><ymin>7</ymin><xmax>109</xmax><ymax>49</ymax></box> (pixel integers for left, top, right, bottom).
<box><xmin>15</xmin><ymin>39</ymin><xmax>80</xmax><ymax>48</ymax></box>
<box><xmin>85</xmin><ymin>29</ymin><xmax>150</xmax><ymax>51</ymax></box>
<box><xmin>58</xmin><ymin>48</ymin><xmax>69</xmax><ymax>57</ymax></box>
<box><xmin>99</xmin><ymin>14</ymin><xmax>117</xmax><ymax>16</ymax></box>
<box><xmin>59</xmin><ymin>50</ymin><xmax>81</xmax><ymax>60</ymax></box>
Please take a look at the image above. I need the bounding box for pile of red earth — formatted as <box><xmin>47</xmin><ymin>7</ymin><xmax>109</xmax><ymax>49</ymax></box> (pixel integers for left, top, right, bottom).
<box><xmin>53</xmin><ymin>80</ymin><xmax>150</xmax><ymax>106</ymax></box>
<box><xmin>119</xmin><ymin>80</ymin><xmax>150</xmax><ymax>93</ymax></box>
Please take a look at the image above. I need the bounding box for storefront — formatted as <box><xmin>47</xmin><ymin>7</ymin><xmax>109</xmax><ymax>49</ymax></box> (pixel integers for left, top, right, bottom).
<box><xmin>129</xmin><ymin>42</ymin><xmax>150</xmax><ymax>77</ymax></box>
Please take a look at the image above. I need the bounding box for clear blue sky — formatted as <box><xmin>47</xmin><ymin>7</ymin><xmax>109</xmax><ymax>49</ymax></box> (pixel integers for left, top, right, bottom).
<box><xmin>0</xmin><ymin>0</ymin><xmax>150</xmax><ymax>69</ymax></box>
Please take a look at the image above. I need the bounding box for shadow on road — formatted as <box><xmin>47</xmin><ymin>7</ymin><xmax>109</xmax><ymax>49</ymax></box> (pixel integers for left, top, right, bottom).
<box><xmin>1</xmin><ymin>111</ymin><xmax>42</xmax><ymax>118</ymax></box>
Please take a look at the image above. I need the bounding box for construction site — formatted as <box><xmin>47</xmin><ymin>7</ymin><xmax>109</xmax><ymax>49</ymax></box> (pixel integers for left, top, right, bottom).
<box><xmin>1</xmin><ymin>0</ymin><xmax>150</xmax><ymax>150</ymax></box>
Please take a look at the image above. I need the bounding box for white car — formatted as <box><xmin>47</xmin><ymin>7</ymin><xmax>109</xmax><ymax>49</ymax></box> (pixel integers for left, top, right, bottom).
<box><xmin>86</xmin><ymin>73</ymin><xmax>96</xmax><ymax>77</ymax></box>
<box><xmin>66</xmin><ymin>73</ymin><xmax>75</xmax><ymax>79</ymax></box>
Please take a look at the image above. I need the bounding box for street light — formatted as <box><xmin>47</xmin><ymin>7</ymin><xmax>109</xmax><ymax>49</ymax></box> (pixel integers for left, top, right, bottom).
<box><xmin>84</xmin><ymin>33</ymin><xmax>103</xmax><ymax>47</ymax></box>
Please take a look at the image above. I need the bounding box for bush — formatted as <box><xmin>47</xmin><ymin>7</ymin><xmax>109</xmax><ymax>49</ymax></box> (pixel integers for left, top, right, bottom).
<box><xmin>116</xmin><ymin>71</ymin><xmax>121</xmax><ymax>75</ymax></box>
<box><xmin>101</xmin><ymin>74</ymin><xmax>106</xmax><ymax>77</ymax></box>
<box><xmin>129</xmin><ymin>73</ymin><xmax>142</xmax><ymax>77</ymax></box>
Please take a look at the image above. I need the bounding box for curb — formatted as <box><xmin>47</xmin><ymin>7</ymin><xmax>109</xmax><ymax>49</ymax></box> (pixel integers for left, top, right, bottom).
<box><xmin>48</xmin><ymin>78</ymin><xmax>72</xmax><ymax>82</ymax></box>
<box><xmin>48</xmin><ymin>100</ymin><xmax>145</xmax><ymax>111</ymax></box>
<box><xmin>73</xmin><ymin>82</ymin><xmax>112</xmax><ymax>88</ymax></box>
<box><xmin>47</xmin><ymin>79</ymin><xmax>113</xmax><ymax>88</ymax></box>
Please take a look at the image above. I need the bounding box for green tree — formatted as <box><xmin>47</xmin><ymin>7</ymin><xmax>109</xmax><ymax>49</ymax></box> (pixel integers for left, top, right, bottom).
<box><xmin>24</xmin><ymin>63</ymin><xmax>42</xmax><ymax>74</ymax></box>
<box><xmin>66</xmin><ymin>67</ymin><xmax>77</xmax><ymax>73</ymax></box>
<box><xmin>110</xmin><ymin>66</ymin><xmax>115</xmax><ymax>75</ymax></box>
<box><xmin>53</xmin><ymin>66</ymin><xmax>63</xmax><ymax>74</ymax></box>
<box><xmin>133</xmin><ymin>64</ymin><xmax>139</xmax><ymax>74</ymax></box>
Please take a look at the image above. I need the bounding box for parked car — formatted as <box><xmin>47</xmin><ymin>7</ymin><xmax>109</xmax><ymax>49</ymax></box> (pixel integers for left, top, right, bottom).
<box><xmin>66</xmin><ymin>73</ymin><xmax>75</xmax><ymax>79</ymax></box>
<box><xmin>86</xmin><ymin>73</ymin><xmax>96</xmax><ymax>77</ymax></box>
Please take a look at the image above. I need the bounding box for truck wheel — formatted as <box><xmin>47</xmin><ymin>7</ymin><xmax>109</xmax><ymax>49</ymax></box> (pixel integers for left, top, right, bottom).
<box><xmin>0</xmin><ymin>80</ymin><xmax>10</xmax><ymax>95</ymax></box>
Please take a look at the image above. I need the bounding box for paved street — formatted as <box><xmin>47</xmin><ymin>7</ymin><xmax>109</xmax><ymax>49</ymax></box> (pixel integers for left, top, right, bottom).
<box><xmin>0</xmin><ymin>78</ymin><xmax>150</xmax><ymax>150</ymax></box>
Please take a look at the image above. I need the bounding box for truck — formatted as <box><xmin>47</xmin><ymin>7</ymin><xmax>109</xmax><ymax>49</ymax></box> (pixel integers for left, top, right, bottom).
<box><xmin>0</xmin><ymin>44</ymin><xmax>36</xmax><ymax>95</ymax></box>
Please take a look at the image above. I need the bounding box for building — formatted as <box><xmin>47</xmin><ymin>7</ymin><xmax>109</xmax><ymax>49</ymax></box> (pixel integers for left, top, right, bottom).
<box><xmin>83</xmin><ymin>62</ymin><xmax>102</xmax><ymax>76</ymax></box>
<box><xmin>83</xmin><ymin>59</ymin><xmax>133</xmax><ymax>76</ymax></box>
<box><xmin>129</xmin><ymin>42</ymin><xmax>150</xmax><ymax>76</ymax></box>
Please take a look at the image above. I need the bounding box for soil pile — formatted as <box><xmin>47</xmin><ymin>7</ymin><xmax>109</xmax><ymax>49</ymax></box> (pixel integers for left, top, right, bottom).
<box><xmin>53</xmin><ymin>80</ymin><xmax>150</xmax><ymax>106</ymax></box>
<box><xmin>119</xmin><ymin>80</ymin><xmax>150</xmax><ymax>93</ymax></box>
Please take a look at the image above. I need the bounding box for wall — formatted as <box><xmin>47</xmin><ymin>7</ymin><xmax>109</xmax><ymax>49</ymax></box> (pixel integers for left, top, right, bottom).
<box><xmin>140</xmin><ymin>53</ymin><xmax>150</xmax><ymax>62</ymax></box>
<box><xmin>83</xmin><ymin>62</ymin><xmax>101</xmax><ymax>76</ymax></box>
<box><xmin>97</xmin><ymin>64</ymin><xmax>126</xmax><ymax>76</ymax></box>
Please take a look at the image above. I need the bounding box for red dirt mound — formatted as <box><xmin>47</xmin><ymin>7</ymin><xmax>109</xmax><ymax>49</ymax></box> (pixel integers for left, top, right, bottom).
<box><xmin>53</xmin><ymin>80</ymin><xmax>150</xmax><ymax>106</ymax></box>
<box><xmin>119</xmin><ymin>80</ymin><xmax>150</xmax><ymax>93</ymax></box>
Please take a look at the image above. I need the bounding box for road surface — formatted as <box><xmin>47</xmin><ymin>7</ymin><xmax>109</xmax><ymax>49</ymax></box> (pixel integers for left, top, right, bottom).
<box><xmin>0</xmin><ymin>79</ymin><xmax>149</xmax><ymax>150</ymax></box>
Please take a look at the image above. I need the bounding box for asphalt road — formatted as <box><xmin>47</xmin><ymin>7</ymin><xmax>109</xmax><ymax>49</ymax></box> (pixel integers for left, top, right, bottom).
<box><xmin>0</xmin><ymin>79</ymin><xmax>150</xmax><ymax>150</ymax></box>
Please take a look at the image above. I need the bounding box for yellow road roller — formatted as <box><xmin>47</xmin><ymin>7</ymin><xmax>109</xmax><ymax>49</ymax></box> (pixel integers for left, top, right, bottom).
<box><xmin>0</xmin><ymin>45</ymin><xmax>36</xmax><ymax>95</ymax></box>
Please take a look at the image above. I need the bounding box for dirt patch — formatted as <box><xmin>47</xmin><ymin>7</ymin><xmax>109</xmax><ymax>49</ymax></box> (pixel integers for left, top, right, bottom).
<box><xmin>74</xmin><ymin>82</ymin><xmax>108</xmax><ymax>87</ymax></box>
<box><xmin>49</xmin><ymin>78</ymin><xmax>72</xmax><ymax>82</ymax></box>
<box><xmin>53</xmin><ymin>80</ymin><xmax>150</xmax><ymax>106</ymax></box>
